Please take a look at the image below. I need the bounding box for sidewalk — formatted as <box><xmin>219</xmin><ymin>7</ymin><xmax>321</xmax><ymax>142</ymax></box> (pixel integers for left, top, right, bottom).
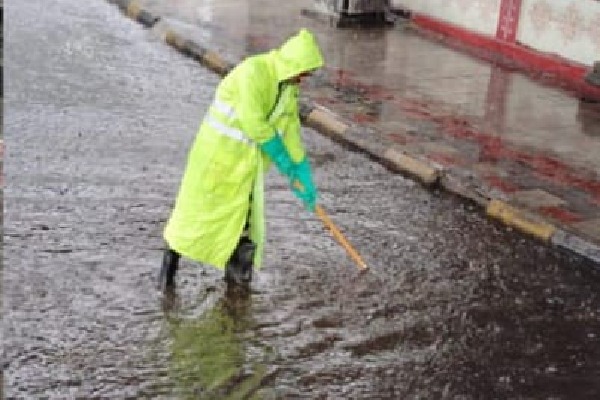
<box><xmin>108</xmin><ymin>0</ymin><xmax>600</xmax><ymax>264</ymax></box>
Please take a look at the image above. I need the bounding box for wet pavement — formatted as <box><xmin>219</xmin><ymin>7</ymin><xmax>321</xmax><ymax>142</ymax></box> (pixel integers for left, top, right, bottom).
<box><xmin>135</xmin><ymin>0</ymin><xmax>600</xmax><ymax>255</ymax></box>
<box><xmin>3</xmin><ymin>0</ymin><xmax>600</xmax><ymax>398</ymax></box>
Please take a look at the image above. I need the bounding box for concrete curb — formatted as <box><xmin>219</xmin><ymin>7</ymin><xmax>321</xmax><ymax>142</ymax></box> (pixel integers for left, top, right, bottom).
<box><xmin>486</xmin><ymin>200</ymin><xmax>556</xmax><ymax>242</ymax></box>
<box><xmin>300</xmin><ymin>105</ymin><xmax>440</xmax><ymax>186</ymax></box>
<box><xmin>105</xmin><ymin>0</ymin><xmax>600</xmax><ymax>268</ymax></box>
<box><xmin>109</xmin><ymin>0</ymin><xmax>160</xmax><ymax>27</ymax></box>
<box><xmin>163</xmin><ymin>30</ymin><xmax>234</xmax><ymax>76</ymax></box>
<box><xmin>552</xmin><ymin>230</ymin><xmax>600</xmax><ymax>266</ymax></box>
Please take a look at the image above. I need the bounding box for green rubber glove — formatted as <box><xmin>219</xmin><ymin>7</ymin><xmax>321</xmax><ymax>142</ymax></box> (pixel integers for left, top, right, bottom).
<box><xmin>292</xmin><ymin>157</ymin><xmax>317</xmax><ymax>212</ymax></box>
<box><xmin>260</xmin><ymin>134</ymin><xmax>295</xmax><ymax>178</ymax></box>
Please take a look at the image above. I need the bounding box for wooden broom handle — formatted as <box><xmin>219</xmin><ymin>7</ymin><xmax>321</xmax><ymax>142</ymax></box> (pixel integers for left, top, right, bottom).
<box><xmin>294</xmin><ymin>181</ymin><xmax>369</xmax><ymax>271</ymax></box>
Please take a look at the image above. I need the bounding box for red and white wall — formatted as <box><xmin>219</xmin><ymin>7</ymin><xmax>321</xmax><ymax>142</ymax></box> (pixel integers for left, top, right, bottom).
<box><xmin>519</xmin><ymin>0</ymin><xmax>600</xmax><ymax>66</ymax></box>
<box><xmin>393</xmin><ymin>0</ymin><xmax>600</xmax><ymax>67</ymax></box>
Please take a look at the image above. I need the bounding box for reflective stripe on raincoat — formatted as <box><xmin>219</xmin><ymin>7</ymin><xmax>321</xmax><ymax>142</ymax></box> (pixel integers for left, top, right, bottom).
<box><xmin>164</xmin><ymin>29</ymin><xmax>324</xmax><ymax>269</ymax></box>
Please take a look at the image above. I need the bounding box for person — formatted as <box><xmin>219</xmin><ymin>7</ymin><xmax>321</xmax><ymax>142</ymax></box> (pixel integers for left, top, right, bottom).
<box><xmin>158</xmin><ymin>29</ymin><xmax>324</xmax><ymax>291</ymax></box>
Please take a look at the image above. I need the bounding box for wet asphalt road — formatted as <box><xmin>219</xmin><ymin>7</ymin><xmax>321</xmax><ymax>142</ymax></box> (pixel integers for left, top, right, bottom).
<box><xmin>3</xmin><ymin>0</ymin><xmax>600</xmax><ymax>398</ymax></box>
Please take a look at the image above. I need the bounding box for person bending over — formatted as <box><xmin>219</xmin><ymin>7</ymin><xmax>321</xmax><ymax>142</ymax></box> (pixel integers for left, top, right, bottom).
<box><xmin>158</xmin><ymin>29</ymin><xmax>324</xmax><ymax>291</ymax></box>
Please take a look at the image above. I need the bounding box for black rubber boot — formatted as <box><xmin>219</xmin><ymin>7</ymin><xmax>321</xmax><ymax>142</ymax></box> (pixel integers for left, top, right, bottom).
<box><xmin>224</xmin><ymin>238</ymin><xmax>256</xmax><ymax>286</ymax></box>
<box><xmin>158</xmin><ymin>248</ymin><xmax>180</xmax><ymax>291</ymax></box>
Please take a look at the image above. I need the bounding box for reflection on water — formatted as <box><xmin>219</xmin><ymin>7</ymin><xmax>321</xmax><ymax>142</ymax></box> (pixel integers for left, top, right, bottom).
<box><xmin>161</xmin><ymin>286</ymin><xmax>269</xmax><ymax>399</ymax></box>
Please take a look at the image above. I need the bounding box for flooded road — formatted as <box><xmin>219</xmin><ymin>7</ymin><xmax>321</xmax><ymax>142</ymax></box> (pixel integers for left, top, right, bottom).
<box><xmin>3</xmin><ymin>0</ymin><xmax>600</xmax><ymax>398</ymax></box>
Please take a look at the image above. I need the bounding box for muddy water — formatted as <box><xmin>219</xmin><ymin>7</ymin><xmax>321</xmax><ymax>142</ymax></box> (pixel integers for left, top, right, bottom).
<box><xmin>3</xmin><ymin>0</ymin><xmax>600</xmax><ymax>398</ymax></box>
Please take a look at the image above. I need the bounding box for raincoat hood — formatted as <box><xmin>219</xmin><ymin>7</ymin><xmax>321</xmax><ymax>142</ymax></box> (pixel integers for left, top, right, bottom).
<box><xmin>271</xmin><ymin>29</ymin><xmax>324</xmax><ymax>82</ymax></box>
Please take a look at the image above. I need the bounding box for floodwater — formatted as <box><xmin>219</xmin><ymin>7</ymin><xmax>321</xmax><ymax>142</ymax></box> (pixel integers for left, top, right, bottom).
<box><xmin>3</xmin><ymin>0</ymin><xmax>600</xmax><ymax>398</ymax></box>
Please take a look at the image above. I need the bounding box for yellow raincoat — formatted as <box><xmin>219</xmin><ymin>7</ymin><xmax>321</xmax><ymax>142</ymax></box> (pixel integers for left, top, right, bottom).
<box><xmin>164</xmin><ymin>29</ymin><xmax>324</xmax><ymax>269</ymax></box>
